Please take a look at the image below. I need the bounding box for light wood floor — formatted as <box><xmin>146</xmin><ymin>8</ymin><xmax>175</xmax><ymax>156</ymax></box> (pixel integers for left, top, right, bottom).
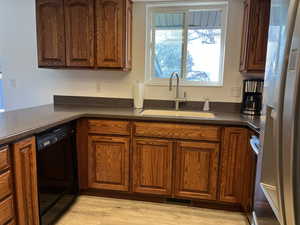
<box><xmin>56</xmin><ymin>196</ymin><xmax>249</xmax><ymax>225</ymax></box>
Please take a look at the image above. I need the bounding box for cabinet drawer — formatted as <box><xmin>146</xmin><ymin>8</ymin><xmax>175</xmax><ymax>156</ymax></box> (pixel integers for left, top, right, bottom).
<box><xmin>134</xmin><ymin>122</ymin><xmax>221</xmax><ymax>141</ymax></box>
<box><xmin>0</xmin><ymin>171</ymin><xmax>13</xmax><ymax>200</ymax></box>
<box><xmin>88</xmin><ymin>120</ymin><xmax>131</xmax><ymax>135</ymax></box>
<box><xmin>0</xmin><ymin>196</ymin><xmax>14</xmax><ymax>225</ymax></box>
<box><xmin>0</xmin><ymin>146</ymin><xmax>10</xmax><ymax>171</ymax></box>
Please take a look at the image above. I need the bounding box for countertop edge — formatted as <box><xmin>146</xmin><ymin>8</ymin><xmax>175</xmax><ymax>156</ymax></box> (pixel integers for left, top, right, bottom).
<box><xmin>0</xmin><ymin>110</ymin><xmax>260</xmax><ymax>146</ymax></box>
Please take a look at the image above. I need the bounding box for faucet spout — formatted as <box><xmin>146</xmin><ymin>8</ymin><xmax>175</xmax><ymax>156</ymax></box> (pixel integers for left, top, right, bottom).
<box><xmin>169</xmin><ymin>72</ymin><xmax>180</xmax><ymax>99</ymax></box>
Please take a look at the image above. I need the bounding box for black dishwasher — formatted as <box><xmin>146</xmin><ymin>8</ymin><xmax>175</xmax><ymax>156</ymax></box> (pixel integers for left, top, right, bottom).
<box><xmin>36</xmin><ymin>123</ymin><xmax>78</xmax><ymax>225</ymax></box>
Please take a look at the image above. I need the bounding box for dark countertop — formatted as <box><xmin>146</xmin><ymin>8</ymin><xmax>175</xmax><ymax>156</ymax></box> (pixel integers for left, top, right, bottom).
<box><xmin>0</xmin><ymin>104</ymin><xmax>261</xmax><ymax>146</ymax></box>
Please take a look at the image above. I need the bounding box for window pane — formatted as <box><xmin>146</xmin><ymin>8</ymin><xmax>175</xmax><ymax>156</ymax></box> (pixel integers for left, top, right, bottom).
<box><xmin>186</xmin><ymin>10</ymin><xmax>222</xmax><ymax>82</ymax></box>
<box><xmin>186</xmin><ymin>29</ymin><xmax>221</xmax><ymax>82</ymax></box>
<box><xmin>152</xmin><ymin>13</ymin><xmax>184</xmax><ymax>79</ymax></box>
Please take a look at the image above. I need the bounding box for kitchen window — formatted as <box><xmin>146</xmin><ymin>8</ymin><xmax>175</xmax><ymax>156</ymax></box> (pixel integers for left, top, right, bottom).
<box><xmin>145</xmin><ymin>3</ymin><xmax>228</xmax><ymax>86</ymax></box>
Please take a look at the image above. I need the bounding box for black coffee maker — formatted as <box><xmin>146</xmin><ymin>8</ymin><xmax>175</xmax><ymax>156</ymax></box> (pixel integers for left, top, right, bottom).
<box><xmin>241</xmin><ymin>79</ymin><xmax>264</xmax><ymax>116</ymax></box>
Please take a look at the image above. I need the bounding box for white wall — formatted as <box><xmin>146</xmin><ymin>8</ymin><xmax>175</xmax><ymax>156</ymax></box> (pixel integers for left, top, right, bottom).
<box><xmin>0</xmin><ymin>0</ymin><xmax>244</xmax><ymax>111</ymax></box>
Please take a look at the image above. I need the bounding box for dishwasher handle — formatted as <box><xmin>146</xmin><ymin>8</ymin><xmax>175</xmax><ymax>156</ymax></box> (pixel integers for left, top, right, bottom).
<box><xmin>250</xmin><ymin>135</ymin><xmax>261</xmax><ymax>155</ymax></box>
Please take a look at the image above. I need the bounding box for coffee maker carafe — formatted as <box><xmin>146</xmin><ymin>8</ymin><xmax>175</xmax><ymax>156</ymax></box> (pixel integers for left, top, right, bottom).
<box><xmin>241</xmin><ymin>79</ymin><xmax>264</xmax><ymax>116</ymax></box>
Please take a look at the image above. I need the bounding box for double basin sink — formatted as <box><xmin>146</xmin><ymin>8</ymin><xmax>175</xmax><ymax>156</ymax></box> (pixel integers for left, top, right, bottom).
<box><xmin>140</xmin><ymin>109</ymin><xmax>215</xmax><ymax>118</ymax></box>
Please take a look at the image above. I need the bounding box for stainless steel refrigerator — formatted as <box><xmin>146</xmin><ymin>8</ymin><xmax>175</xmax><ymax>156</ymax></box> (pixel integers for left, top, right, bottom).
<box><xmin>253</xmin><ymin>0</ymin><xmax>300</xmax><ymax>224</ymax></box>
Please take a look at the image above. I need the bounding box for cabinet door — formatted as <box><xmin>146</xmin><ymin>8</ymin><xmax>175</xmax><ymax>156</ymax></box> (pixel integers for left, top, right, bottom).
<box><xmin>65</xmin><ymin>0</ymin><xmax>94</xmax><ymax>67</ymax></box>
<box><xmin>88</xmin><ymin>135</ymin><xmax>130</xmax><ymax>191</ymax></box>
<box><xmin>96</xmin><ymin>0</ymin><xmax>124</xmax><ymax>68</ymax></box>
<box><xmin>124</xmin><ymin>0</ymin><xmax>132</xmax><ymax>70</ymax></box>
<box><xmin>132</xmin><ymin>138</ymin><xmax>173</xmax><ymax>195</ymax></box>
<box><xmin>174</xmin><ymin>141</ymin><xmax>220</xmax><ymax>200</ymax></box>
<box><xmin>239</xmin><ymin>0</ymin><xmax>250</xmax><ymax>72</ymax></box>
<box><xmin>240</xmin><ymin>0</ymin><xmax>270</xmax><ymax>73</ymax></box>
<box><xmin>219</xmin><ymin>127</ymin><xmax>248</xmax><ymax>203</ymax></box>
<box><xmin>241</xmin><ymin>131</ymin><xmax>257</xmax><ymax>212</ymax></box>
<box><xmin>36</xmin><ymin>0</ymin><xmax>66</xmax><ymax>67</ymax></box>
<box><xmin>13</xmin><ymin>137</ymin><xmax>40</xmax><ymax>225</ymax></box>
<box><xmin>249</xmin><ymin>0</ymin><xmax>270</xmax><ymax>71</ymax></box>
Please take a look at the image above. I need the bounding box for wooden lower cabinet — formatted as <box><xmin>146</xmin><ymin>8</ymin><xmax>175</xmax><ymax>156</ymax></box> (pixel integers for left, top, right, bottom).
<box><xmin>78</xmin><ymin>119</ymin><xmax>256</xmax><ymax>210</ymax></box>
<box><xmin>13</xmin><ymin>137</ymin><xmax>40</xmax><ymax>225</ymax></box>
<box><xmin>219</xmin><ymin>127</ymin><xmax>249</xmax><ymax>204</ymax></box>
<box><xmin>0</xmin><ymin>196</ymin><xmax>15</xmax><ymax>225</ymax></box>
<box><xmin>132</xmin><ymin>138</ymin><xmax>173</xmax><ymax>195</ymax></box>
<box><xmin>0</xmin><ymin>146</ymin><xmax>10</xmax><ymax>171</ymax></box>
<box><xmin>88</xmin><ymin>135</ymin><xmax>130</xmax><ymax>191</ymax></box>
<box><xmin>174</xmin><ymin>141</ymin><xmax>220</xmax><ymax>200</ymax></box>
<box><xmin>241</xmin><ymin>131</ymin><xmax>257</xmax><ymax>212</ymax></box>
<box><xmin>0</xmin><ymin>171</ymin><xmax>13</xmax><ymax>201</ymax></box>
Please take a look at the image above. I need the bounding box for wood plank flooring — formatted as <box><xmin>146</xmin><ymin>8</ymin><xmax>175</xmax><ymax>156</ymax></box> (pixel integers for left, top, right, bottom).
<box><xmin>56</xmin><ymin>196</ymin><xmax>249</xmax><ymax>225</ymax></box>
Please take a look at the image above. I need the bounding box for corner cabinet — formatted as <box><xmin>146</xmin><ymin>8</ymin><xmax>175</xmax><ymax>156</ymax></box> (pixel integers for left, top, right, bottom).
<box><xmin>12</xmin><ymin>137</ymin><xmax>40</xmax><ymax>225</ymax></box>
<box><xmin>36</xmin><ymin>0</ymin><xmax>132</xmax><ymax>70</ymax></box>
<box><xmin>219</xmin><ymin>127</ymin><xmax>248</xmax><ymax>203</ymax></box>
<box><xmin>239</xmin><ymin>0</ymin><xmax>270</xmax><ymax>74</ymax></box>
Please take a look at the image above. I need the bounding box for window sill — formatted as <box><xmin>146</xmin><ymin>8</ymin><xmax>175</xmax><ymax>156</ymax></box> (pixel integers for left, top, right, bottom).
<box><xmin>145</xmin><ymin>80</ymin><xmax>223</xmax><ymax>87</ymax></box>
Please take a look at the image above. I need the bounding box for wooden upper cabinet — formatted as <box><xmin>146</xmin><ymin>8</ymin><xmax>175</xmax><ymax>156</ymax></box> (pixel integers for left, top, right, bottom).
<box><xmin>124</xmin><ymin>0</ymin><xmax>133</xmax><ymax>70</ymax></box>
<box><xmin>240</xmin><ymin>0</ymin><xmax>270</xmax><ymax>74</ymax></box>
<box><xmin>95</xmin><ymin>0</ymin><xmax>132</xmax><ymax>70</ymax></box>
<box><xmin>36</xmin><ymin>0</ymin><xmax>132</xmax><ymax>69</ymax></box>
<box><xmin>174</xmin><ymin>141</ymin><xmax>220</xmax><ymax>200</ymax></box>
<box><xmin>12</xmin><ymin>137</ymin><xmax>40</xmax><ymax>225</ymax></box>
<box><xmin>88</xmin><ymin>135</ymin><xmax>130</xmax><ymax>191</ymax></box>
<box><xmin>132</xmin><ymin>138</ymin><xmax>173</xmax><ymax>196</ymax></box>
<box><xmin>64</xmin><ymin>0</ymin><xmax>95</xmax><ymax>67</ymax></box>
<box><xmin>36</xmin><ymin>0</ymin><xmax>66</xmax><ymax>67</ymax></box>
<box><xmin>219</xmin><ymin>127</ymin><xmax>248</xmax><ymax>204</ymax></box>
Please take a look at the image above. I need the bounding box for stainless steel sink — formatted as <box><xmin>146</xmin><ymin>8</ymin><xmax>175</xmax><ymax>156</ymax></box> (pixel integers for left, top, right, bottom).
<box><xmin>140</xmin><ymin>109</ymin><xmax>215</xmax><ymax>118</ymax></box>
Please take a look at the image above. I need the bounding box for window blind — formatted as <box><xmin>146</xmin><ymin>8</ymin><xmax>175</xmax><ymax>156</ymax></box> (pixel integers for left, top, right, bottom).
<box><xmin>154</xmin><ymin>10</ymin><xmax>222</xmax><ymax>29</ymax></box>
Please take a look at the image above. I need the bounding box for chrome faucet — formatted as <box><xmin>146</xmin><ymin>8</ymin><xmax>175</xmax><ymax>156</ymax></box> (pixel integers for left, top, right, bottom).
<box><xmin>169</xmin><ymin>72</ymin><xmax>180</xmax><ymax>99</ymax></box>
<box><xmin>169</xmin><ymin>72</ymin><xmax>186</xmax><ymax>110</ymax></box>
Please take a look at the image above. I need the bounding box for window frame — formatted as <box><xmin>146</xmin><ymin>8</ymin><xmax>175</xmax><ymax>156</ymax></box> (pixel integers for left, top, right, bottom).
<box><xmin>0</xmin><ymin>73</ymin><xmax>4</xmax><ymax>112</ymax></box>
<box><xmin>145</xmin><ymin>2</ymin><xmax>228</xmax><ymax>87</ymax></box>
